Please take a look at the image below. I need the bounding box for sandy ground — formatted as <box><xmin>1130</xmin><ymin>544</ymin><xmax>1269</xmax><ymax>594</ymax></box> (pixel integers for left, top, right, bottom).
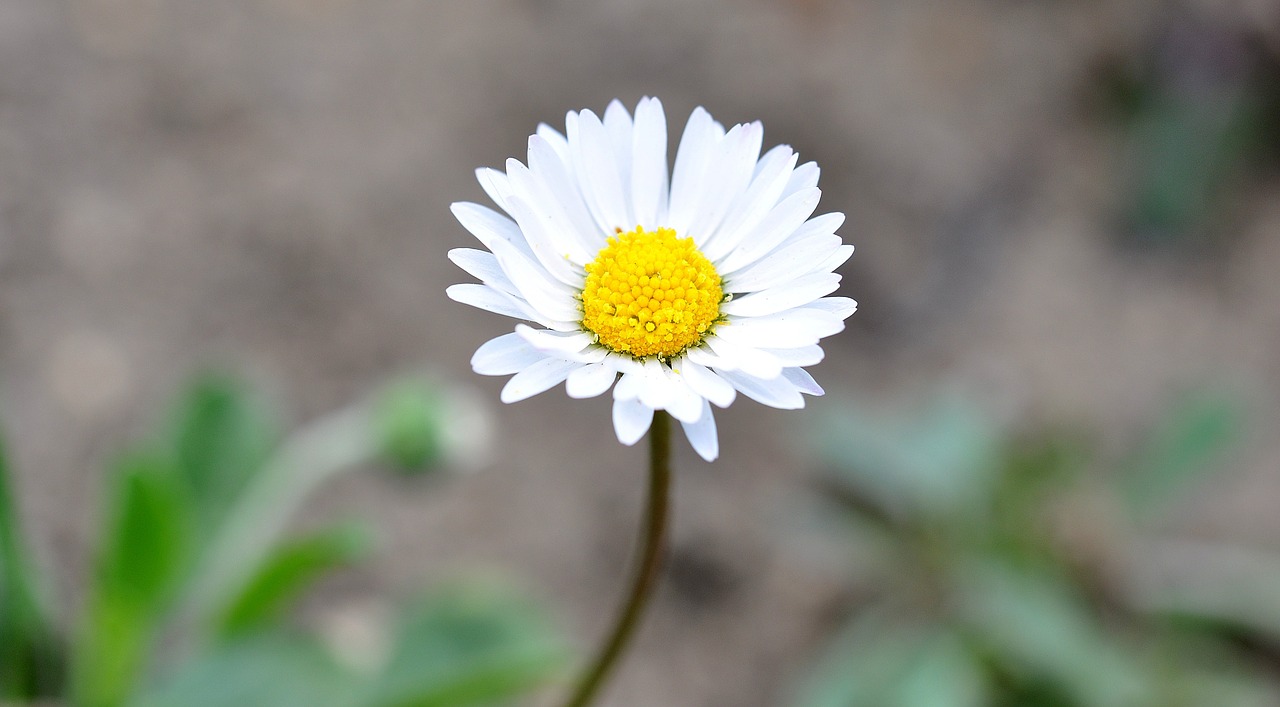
<box><xmin>2</xmin><ymin>1</ymin><xmax>1279</xmax><ymax>704</ymax></box>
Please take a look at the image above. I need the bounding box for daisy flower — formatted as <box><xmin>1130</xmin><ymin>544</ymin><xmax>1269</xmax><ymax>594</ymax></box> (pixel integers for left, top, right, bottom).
<box><xmin>447</xmin><ymin>97</ymin><xmax>855</xmax><ymax>461</ymax></box>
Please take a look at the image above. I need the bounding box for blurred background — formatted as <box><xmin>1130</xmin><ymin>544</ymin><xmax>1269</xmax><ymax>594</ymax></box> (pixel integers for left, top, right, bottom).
<box><xmin>2</xmin><ymin>1</ymin><xmax>1280</xmax><ymax>705</ymax></box>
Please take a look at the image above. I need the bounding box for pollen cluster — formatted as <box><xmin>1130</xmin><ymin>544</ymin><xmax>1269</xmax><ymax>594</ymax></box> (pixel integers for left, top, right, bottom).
<box><xmin>580</xmin><ymin>226</ymin><xmax>723</xmax><ymax>359</ymax></box>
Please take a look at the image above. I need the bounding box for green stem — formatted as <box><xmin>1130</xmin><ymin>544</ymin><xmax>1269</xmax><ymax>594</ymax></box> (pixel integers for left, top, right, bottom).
<box><xmin>178</xmin><ymin>404</ymin><xmax>378</xmax><ymax>632</ymax></box>
<box><xmin>562</xmin><ymin>411</ymin><xmax>672</xmax><ymax>707</ymax></box>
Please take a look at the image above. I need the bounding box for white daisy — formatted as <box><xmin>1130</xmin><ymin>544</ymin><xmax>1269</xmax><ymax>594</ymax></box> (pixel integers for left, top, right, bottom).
<box><xmin>447</xmin><ymin>97</ymin><xmax>856</xmax><ymax>462</ymax></box>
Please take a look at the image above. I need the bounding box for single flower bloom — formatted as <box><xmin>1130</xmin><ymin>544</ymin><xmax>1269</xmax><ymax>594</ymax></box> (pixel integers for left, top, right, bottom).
<box><xmin>447</xmin><ymin>98</ymin><xmax>855</xmax><ymax>461</ymax></box>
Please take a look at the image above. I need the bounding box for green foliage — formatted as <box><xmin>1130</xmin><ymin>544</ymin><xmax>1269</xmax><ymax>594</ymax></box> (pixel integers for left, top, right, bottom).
<box><xmin>1119</xmin><ymin>389</ymin><xmax>1243</xmax><ymax>519</ymax></box>
<box><xmin>133</xmin><ymin>631</ymin><xmax>359</xmax><ymax>707</ymax></box>
<box><xmin>1096</xmin><ymin>22</ymin><xmax>1280</xmax><ymax>245</ymax></box>
<box><xmin>953</xmin><ymin>562</ymin><xmax>1149</xmax><ymax>707</ymax></box>
<box><xmin>73</xmin><ymin>453</ymin><xmax>193</xmax><ymax>707</ymax></box>
<box><xmin>0</xmin><ymin>435</ymin><xmax>63</xmax><ymax>699</ymax></box>
<box><xmin>816</xmin><ymin>394</ymin><xmax>1001</xmax><ymax>523</ymax></box>
<box><xmin>99</xmin><ymin>456</ymin><xmax>193</xmax><ymax>615</ymax></box>
<box><xmin>798</xmin><ymin>388</ymin><xmax>1274</xmax><ymax>707</ymax></box>
<box><xmin>164</xmin><ymin>375</ymin><xmax>277</xmax><ymax>538</ymax></box>
<box><xmin>374</xmin><ymin>379</ymin><xmax>447</xmax><ymax>473</ymax></box>
<box><xmin>135</xmin><ymin>585</ymin><xmax>568</xmax><ymax>707</ymax></box>
<box><xmin>797</xmin><ymin>611</ymin><xmax>986</xmax><ymax>707</ymax></box>
<box><xmin>0</xmin><ymin>372</ymin><xmax>560</xmax><ymax>707</ymax></box>
<box><xmin>216</xmin><ymin>522</ymin><xmax>374</xmax><ymax>637</ymax></box>
<box><xmin>364</xmin><ymin>583</ymin><xmax>569</xmax><ymax>707</ymax></box>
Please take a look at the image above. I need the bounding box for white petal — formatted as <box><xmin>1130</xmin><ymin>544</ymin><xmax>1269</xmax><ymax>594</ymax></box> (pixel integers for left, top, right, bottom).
<box><xmin>782</xmin><ymin>161</ymin><xmax>820</xmax><ymax>198</ymax></box>
<box><xmin>612</xmin><ymin>397</ymin><xmax>654</xmax><ymax>446</ymax></box>
<box><xmin>667</xmin><ymin>107</ymin><xmax>720</xmax><ymax>235</ymax></box>
<box><xmin>661</xmin><ymin>365</ymin><xmax>705</xmax><ymax>424</ymax></box>
<box><xmin>814</xmin><ymin>244</ymin><xmax>855</xmax><ymax>275</ymax></box>
<box><xmin>630</xmin><ymin>97</ymin><xmax>668</xmax><ymax>227</ymax></box>
<box><xmin>719</xmin><ymin>272</ymin><xmax>841</xmax><ymax>318</ymax></box>
<box><xmin>605</xmin><ymin>352</ymin><xmax>643</xmax><ymax>375</ymax></box>
<box><xmin>535</xmin><ymin>123</ymin><xmax>571</xmax><ymax>165</ymax></box>
<box><xmin>637</xmin><ymin>358</ymin><xmax>677</xmax><ymax>410</ymax></box>
<box><xmin>475</xmin><ymin>169</ymin><xmax>516</xmax><ymax>215</ymax></box>
<box><xmin>448</xmin><ymin>248</ymin><xmax>517</xmax><ymax>295</ymax></box>
<box><xmin>503</xmin><ymin>191</ymin><xmax>584</xmax><ymax>287</ymax></box>
<box><xmin>806</xmin><ymin>296</ymin><xmax>859</xmax><ymax>320</ymax></box>
<box><xmin>500</xmin><ymin>358</ymin><xmax>581</xmax><ymax>403</ymax></box>
<box><xmin>565</xmin><ymin>345</ymin><xmax>609</xmax><ymax>365</ymax></box>
<box><xmin>715</xmin><ymin>309</ymin><xmax>845</xmax><ymax>348</ymax></box>
<box><xmin>450</xmin><ymin>202</ymin><xmax>531</xmax><ymax>258</ymax></box>
<box><xmin>490</xmin><ymin>239</ymin><xmax>582</xmax><ymax>322</ymax></box>
<box><xmin>716</xmin><ymin>187</ymin><xmax>822</xmax><ymax>274</ymax></box>
<box><xmin>602</xmin><ymin>99</ymin><xmax>634</xmax><ymax>194</ymax></box>
<box><xmin>521</xmin><ymin>137</ymin><xmax>600</xmax><ymax>263</ymax></box>
<box><xmin>446</xmin><ymin>283</ymin><xmax>534</xmax><ymax>321</ymax></box>
<box><xmin>570</xmin><ymin>109</ymin><xmax>631</xmax><ymax>231</ymax></box>
<box><xmin>722</xmin><ymin>234</ymin><xmax>843</xmax><ymax>292</ymax></box>
<box><xmin>565</xmin><ymin>362</ymin><xmax>617</xmax><ymax>399</ymax></box>
<box><xmin>701</xmin><ymin>146</ymin><xmax>798</xmax><ymax>262</ymax></box>
<box><xmin>506</xmin><ymin>157</ymin><xmax>595</xmax><ymax>262</ymax></box>
<box><xmin>688</xmin><ymin>122</ymin><xmax>762</xmax><ymax>247</ymax></box>
<box><xmin>719</xmin><ymin>369</ymin><xmax>806</xmax><ymax>410</ymax></box>
<box><xmin>790</xmin><ymin>211</ymin><xmax>846</xmax><ymax>241</ymax></box>
<box><xmin>674</xmin><ymin>358</ymin><xmax>736</xmax><ymax>408</ymax></box>
<box><xmin>704</xmin><ymin>336</ymin><xmax>784</xmax><ymax>380</ymax></box>
<box><xmin>562</xmin><ymin>112</ymin><xmax>601</xmax><ymax>229</ymax></box>
<box><xmin>471</xmin><ymin>332</ymin><xmax>543</xmax><ymax>375</ymax></box>
<box><xmin>680</xmin><ymin>400</ymin><xmax>719</xmax><ymax>461</ymax></box>
<box><xmin>446</xmin><ymin>284</ymin><xmax>579</xmax><ymax>332</ymax></box>
<box><xmin>783</xmin><ymin>367</ymin><xmax>824</xmax><ymax>396</ymax></box>
<box><xmin>613</xmin><ymin>370</ymin><xmax>645</xmax><ymax>401</ymax></box>
<box><xmin>686</xmin><ymin>345</ymin><xmax>737</xmax><ymax>372</ymax></box>
<box><xmin>760</xmin><ymin>345</ymin><xmax>825</xmax><ymax>367</ymax></box>
<box><xmin>515</xmin><ymin>324</ymin><xmax>594</xmax><ymax>355</ymax></box>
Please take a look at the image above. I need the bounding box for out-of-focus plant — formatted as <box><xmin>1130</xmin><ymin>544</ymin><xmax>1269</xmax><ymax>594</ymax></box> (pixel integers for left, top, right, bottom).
<box><xmin>0</xmin><ymin>373</ymin><xmax>567</xmax><ymax>707</ymax></box>
<box><xmin>1093</xmin><ymin>13</ymin><xmax>1280</xmax><ymax>247</ymax></box>
<box><xmin>0</xmin><ymin>437</ymin><xmax>64</xmax><ymax>699</ymax></box>
<box><xmin>794</xmin><ymin>389</ymin><xmax>1280</xmax><ymax>707</ymax></box>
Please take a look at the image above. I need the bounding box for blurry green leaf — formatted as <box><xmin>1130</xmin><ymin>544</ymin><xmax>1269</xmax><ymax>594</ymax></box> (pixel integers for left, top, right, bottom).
<box><xmin>131</xmin><ymin>631</ymin><xmax>359</xmax><ymax>707</ymax></box>
<box><xmin>816</xmin><ymin>395</ymin><xmax>1001</xmax><ymax>523</ymax></box>
<box><xmin>1138</xmin><ymin>541</ymin><xmax>1280</xmax><ymax>644</ymax></box>
<box><xmin>802</xmin><ymin>385</ymin><xmax>1271</xmax><ymax>707</ymax></box>
<box><xmin>374</xmin><ymin>379</ymin><xmax>446</xmax><ymax>473</ymax></box>
<box><xmin>988</xmin><ymin>431</ymin><xmax>1092</xmax><ymax>563</ymax></box>
<box><xmin>1159</xmin><ymin>668</ymin><xmax>1279</xmax><ymax>707</ymax></box>
<box><xmin>1124</xmin><ymin>73</ymin><xmax>1273</xmax><ymax>243</ymax></box>
<box><xmin>72</xmin><ymin>453</ymin><xmax>192</xmax><ymax>707</ymax></box>
<box><xmin>1128</xmin><ymin>94</ymin><xmax>1245</xmax><ymax>238</ymax></box>
<box><xmin>1110</xmin><ymin>21</ymin><xmax>1280</xmax><ymax>245</ymax></box>
<box><xmin>1121</xmin><ymin>390</ymin><xmax>1243</xmax><ymax>518</ymax></box>
<box><xmin>138</xmin><ymin>584</ymin><xmax>566</xmax><ymax>707</ymax></box>
<box><xmin>956</xmin><ymin>561</ymin><xmax>1151</xmax><ymax>707</ymax></box>
<box><xmin>100</xmin><ymin>455</ymin><xmax>192</xmax><ymax>611</ymax></box>
<box><xmin>0</xmin><ymin>434</ymin><xmax>63</xmax><ymax>699</ymax></box>
<box><xmin>364</xmin><ymin>582</ymin><xmax>568</xmax><ymax>707</ymax></box>
<box><xmin>217</xmin><ymin>522</ymin><xmax>374</xmax><ymax>636</ymax></box>
<box><xmin>997</xmin><ymin>432</ymin><xmax>1090</xmax><ymax>510</ymax></box>
<box><xmin>795</xmin><ymin>608</ymin><xmax>986</xmax><ymax>707</ymax></box>
<box><xmin>167</xmin><ymin>375</ymin><xmax>276</xmax><ymax>535</ymax></box>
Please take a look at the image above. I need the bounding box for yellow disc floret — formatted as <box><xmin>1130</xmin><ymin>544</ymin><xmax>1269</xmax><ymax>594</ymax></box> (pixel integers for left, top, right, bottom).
<box><xmin>580</xmin><ymin>226</ymin><xmax>723</xmax><ymax>359</ymax></box>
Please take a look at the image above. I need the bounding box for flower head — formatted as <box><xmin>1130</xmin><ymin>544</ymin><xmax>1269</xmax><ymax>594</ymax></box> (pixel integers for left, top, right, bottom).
<box><xmin>447</xmin><ymin>98</ymin><xmax>856</xmax><ymax>461</ymax></box>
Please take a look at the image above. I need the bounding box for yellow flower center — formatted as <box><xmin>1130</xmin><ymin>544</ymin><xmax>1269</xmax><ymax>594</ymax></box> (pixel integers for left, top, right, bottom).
<box><xmin>580</xmin><ymin>226</ymin><xmax>723</xmax><ymax>359</ymax></box>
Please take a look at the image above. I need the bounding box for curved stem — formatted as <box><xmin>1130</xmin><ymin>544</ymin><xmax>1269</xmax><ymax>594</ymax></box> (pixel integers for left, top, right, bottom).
<box><xmin>561</xmin><ymin>411</ymin><xmax>672</xmax><ymax>707</ymax></box>
<box><xmin>180</xmin><ymin>404</ymin><xmax>378</xmax><ymax>631</ymax></box>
